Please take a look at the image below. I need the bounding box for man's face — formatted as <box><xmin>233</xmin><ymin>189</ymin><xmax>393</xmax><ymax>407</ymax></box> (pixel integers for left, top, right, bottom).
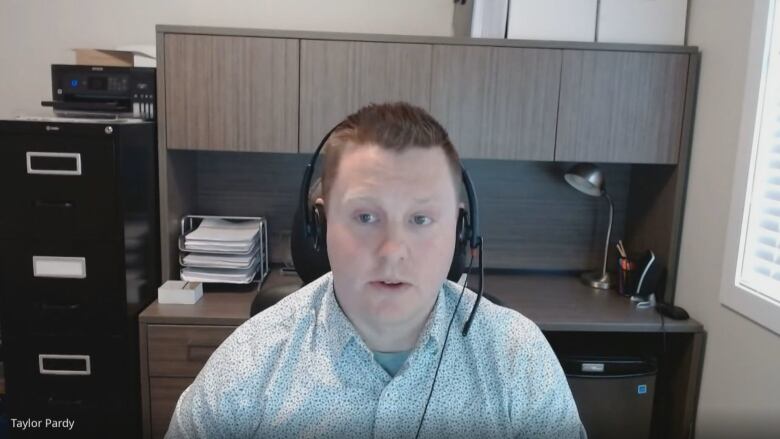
<box><xmin>321</xmin><ymin>143</ymin><xmax>460</xmax><ymax>329</ymax></box>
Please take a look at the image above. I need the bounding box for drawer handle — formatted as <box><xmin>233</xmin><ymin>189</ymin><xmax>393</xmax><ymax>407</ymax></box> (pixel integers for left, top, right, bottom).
<box><xmin>38</xmin><ymin>354</ymin><xmax>91</xmax><ymax>376</ymax></box>
<box><xmin>186</xmin><ymin>345</ymin><xmax>218</xmax><ymax>362</ymax></box>
<box><xmin>47</xmin><ymin>396</ymin><xmax>84</xmax><ymax>407</ymax></box>
<box><xmin>41</xmin><ymin>303</ymin><xmax>81</xmax><ymax>312</ymax></box>
<box><xmin>34</xmin><ymin>200</ymin><xmax>74</xmax><ymax>209</ymax></box>
<box><xmin>26</xmin><ymin>151</ymin><xmax>82</xmax><ymax>176</ymax></box>
<box><xmin>33</xmin><ymin>256</ymin><xmax>86</xmax><ymax>279</ymax></box>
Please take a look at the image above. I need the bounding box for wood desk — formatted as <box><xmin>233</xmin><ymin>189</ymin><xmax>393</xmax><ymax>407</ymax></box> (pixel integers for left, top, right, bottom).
<box><xmin>478</xmin><ymin>273</ymin><xmax>704</xmax><ymax>439</ymax></box>
<box><xmin>139</xmin><ymin>269</ymin><xmax>704</xmax><ymax>439</ymax></box>
<box><xmin>482</xmin><ymin>273</ymin><xmax>702</xmax><ymax>333</ymax></box>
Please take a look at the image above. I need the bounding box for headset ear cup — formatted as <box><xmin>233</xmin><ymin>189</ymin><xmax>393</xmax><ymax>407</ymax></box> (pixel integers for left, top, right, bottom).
<box><xmin>456</xmin><ymin>208</ymin><xmax>468</xmax><ymax>244</ymax></box>
<box><xmin>313</xmin><ymin>203</ymin><xmax>328</xmax><ymax>252</ymax></box>
<box><xmin>448</xmin><ymin>238</ymin><xmax>467</xmax><ymax>282</ymax></box>
<box><xmin>291</xmin><ymin>205</ymin><xmax>331</xmax><ymax>285</ymax></box>
<box><xmin>448</xmin><ymin>208</ymin><xmax>468</xmax><ymax>282</ymax></box>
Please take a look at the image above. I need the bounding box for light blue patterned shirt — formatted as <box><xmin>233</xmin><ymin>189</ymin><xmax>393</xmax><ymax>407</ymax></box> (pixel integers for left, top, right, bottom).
<box><xmin>166</xmin><ymin>272</ymin><xmax>585</xmax><ymax>438</ymax></box>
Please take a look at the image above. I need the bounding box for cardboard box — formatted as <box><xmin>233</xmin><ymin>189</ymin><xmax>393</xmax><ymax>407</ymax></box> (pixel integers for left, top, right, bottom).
<box><xmin>73</xmin><ymin>49</ymin><xmax>134</xmax><ymax>67</ymax></box>
<box><xmin>72</xmin><ymin>46</ymin><xmax>156</xmax><ymax>67</ymax></box>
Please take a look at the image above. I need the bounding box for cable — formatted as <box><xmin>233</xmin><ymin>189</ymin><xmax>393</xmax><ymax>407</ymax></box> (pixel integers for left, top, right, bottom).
<box><xmin>661</xmin><ymin>312</ymin><xmax>667</xmax><ymax>354</ymax></box>
<box><xmin>414</xmin><ymin>251</ymin><xmax>475</xmax><ymax>439</ymax></box>
<box><xmin>461</xmin><ymin>240</ymin><xmax>484</xmax><ymax>336</ymax></box>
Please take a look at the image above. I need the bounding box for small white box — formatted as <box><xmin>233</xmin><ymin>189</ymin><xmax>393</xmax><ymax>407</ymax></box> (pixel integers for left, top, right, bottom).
<box><xmin>597</xmin><ymin>0</ymin><xmax>688</xmax><ymax>45</ymax></box>
<box><xmin>158</xmin><ymin>280</ymin><xmax>203</xmax><ymax>304</ymax></box>
<box><xmin>507</xmin><ymin>0</ymin><xmax>598</xmax><ymax>42</ymax></box>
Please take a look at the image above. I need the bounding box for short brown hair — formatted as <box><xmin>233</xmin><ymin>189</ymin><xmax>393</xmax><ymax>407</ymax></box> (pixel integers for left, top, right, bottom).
<box><xmin>319</xmin><ymin>102</ymin><xmax>462</xmax><ymax>205</ymax></box>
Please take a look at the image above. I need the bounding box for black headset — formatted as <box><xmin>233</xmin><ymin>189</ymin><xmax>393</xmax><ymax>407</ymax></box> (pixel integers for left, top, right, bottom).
<box><xmin>289</xmin><ymin>120</ymin><xmax>487</xmax><ymax>437</ymax></box>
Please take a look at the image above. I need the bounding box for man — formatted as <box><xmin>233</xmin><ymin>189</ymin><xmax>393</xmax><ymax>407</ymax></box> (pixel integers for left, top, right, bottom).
<box><xmin>166</xmin><ymin>102</ymin><xmax>585</xmax><ymax>438</ymax></box>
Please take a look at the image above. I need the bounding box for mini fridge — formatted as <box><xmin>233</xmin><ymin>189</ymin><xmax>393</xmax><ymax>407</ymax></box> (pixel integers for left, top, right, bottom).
<box><xmin>562</xmin><ymin>356</ymin><xmax>657</xmax><ymax>439</ymax></box>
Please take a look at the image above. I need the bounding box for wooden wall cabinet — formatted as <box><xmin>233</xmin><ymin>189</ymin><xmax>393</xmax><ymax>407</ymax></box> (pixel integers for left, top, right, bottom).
<box><xmin>556</xmin><ymin>50</ymin><xmax>690</xmax><ymax>164</ymax></box>
<box><xmin>160</xmin><ymin>29</ymin><xmax>693</xmax><ymax>165</ymax></box>
<box><xmin>431</xmin><ymin>45</ymin><xmax>561</xmax><ymax>160</ymax></box>
<box><xmin>299</xmin><ymin>40</ymin><xmax>433</xmax><ymax>152</ymax></box>
<box><xmin>164</xmin><ymin>34</ymin><xmax>299</xmax><ymax>152</ymax></box>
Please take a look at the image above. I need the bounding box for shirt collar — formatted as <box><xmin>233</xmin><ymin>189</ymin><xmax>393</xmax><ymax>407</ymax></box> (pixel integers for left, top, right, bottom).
<box><xmin>318</xmin><ymin>273</ymin><xmax>455</xmax><ymax>360</ymax></box>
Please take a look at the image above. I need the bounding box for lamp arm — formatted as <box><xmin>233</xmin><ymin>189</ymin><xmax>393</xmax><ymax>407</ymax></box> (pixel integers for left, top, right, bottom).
<box><xmin>602</xmin><ymin>192</ymin><xmax>614</xmax><ymax>278</ymax></box>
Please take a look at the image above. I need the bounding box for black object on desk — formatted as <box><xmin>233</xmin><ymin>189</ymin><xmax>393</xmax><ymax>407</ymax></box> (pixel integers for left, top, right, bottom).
<box><xmin>43</xmin><ymin>65</ymin><xmax>156</xmax><ymax>120</ymax></box>
<box><xmin>656</xmin><ymin>302</ymin><xmax>690</xmax><ymax>320</ymax></box>
<box><xmin>250</xmin><ymin>282</ymin><xmax>303</xmax><ymax>317</ymax></box>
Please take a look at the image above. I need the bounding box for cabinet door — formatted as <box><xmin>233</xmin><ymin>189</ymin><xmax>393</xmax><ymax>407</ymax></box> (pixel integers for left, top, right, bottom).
<box><xmin>164</xmin><ymin>34</ymin><xmax>299</xmax><ymax>152</ymax></box>
<box><xmin>299</xmin><ymin>40</ymin><xmax>432</xmax><ymax>152</ymax></box>
<box><xmin>430</xmin><ymin>45</ymin><xmax>561</xmax><ymax>160</ymax></box>
<box><xmin>147</xmin><ymin>324</ymin><xmax>236</xmax><ymax>377</ymax></box>
<box><xmin>556</xmin><ymin>50</ymin><xmax>689</xmax><ymax>163</ymax></box>
<box><xmin>150</xmin><ymin>377</ymin><xmax>192</xmax><ymax>439</ymax></box>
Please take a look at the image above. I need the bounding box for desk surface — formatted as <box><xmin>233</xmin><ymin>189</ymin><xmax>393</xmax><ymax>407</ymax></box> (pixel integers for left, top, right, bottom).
<box><xmin>481</xmin><ymin>274</ymin><xmax>701</xmax><ymax>333</ymax></box>
<box><xmin>140</xmin><ymin>269</ymin><xmax>702</xmax><ymax>333</ymax></box>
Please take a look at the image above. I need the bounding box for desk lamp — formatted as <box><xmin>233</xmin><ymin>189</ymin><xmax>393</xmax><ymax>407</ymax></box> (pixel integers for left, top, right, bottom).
<box><xmin>564</xmin><ymin>163</ymin><xmax>614</xmax><ymax>290</ymax></box>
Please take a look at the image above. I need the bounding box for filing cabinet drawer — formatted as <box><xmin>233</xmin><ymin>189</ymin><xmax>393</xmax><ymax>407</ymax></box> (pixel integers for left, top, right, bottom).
<box><xmin>150</xmin><ymin>377</ymin><xmax>193</xmax><ymax>439</ymax></box>
<box><xmin>0</xmin><ymin>239</ymin><xmax>125</xmax><ymax>337</ymax></box>
<box><xmin>2</xmin><ymin>334</ymin><xmax>133</xmax><ymax>410</ymax></box>
<box><xmin>2</xmin><ymin>335</ymin><xmax>138</xmax><ymax>438</ymax></box>
<box><xmin>0</xmin><ymin>133</ymin><xmax>118</xmax><ymax>239</ymax></box>
<box><xmin>147</xmin><ymin>325</ymin><xmax>236</xmax><ymax>377</ymax></box>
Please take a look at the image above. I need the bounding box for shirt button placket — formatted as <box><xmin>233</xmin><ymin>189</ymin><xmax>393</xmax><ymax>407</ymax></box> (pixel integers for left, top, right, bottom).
<box><xmin>374</xmin><ymin>381</ymin><xmax>404</xmax><ymax>439</ymax></box>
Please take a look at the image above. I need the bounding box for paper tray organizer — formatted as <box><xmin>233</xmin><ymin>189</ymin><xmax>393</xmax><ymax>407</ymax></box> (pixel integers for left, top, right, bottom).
<box><xmin>178</xmin><ymin>215</ymin><xmax>270</xmax><ymax>285</ymax></box>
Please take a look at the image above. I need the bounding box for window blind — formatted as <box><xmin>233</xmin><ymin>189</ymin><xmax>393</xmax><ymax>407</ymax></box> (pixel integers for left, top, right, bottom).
<box><xmin>739</xmin><ymin>0</ymin><xmax>780</xmax><ymax>302</ymax></box>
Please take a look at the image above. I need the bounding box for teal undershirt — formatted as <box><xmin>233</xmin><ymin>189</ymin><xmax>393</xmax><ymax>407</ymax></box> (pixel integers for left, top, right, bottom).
<box><xmin>372</xmin><ymin>350</ymin><xmax>412</xmax><ymax>377</ymax></box>
<box><xmin>334</xmin><ymin>291</ymin><xmax>411</xmax><ymax>377</ymax></box>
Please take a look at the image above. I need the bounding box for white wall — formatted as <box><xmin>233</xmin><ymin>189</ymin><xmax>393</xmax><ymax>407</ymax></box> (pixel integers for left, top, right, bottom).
<box><xmin>0</xmin><ymin>0</ymin><xmax>454</xmax><ymax>118</ymax></box>
<box><xmin>676</xmin><ymin>0</ymin><xmax>780</xmax><ymax>437</ymax></box>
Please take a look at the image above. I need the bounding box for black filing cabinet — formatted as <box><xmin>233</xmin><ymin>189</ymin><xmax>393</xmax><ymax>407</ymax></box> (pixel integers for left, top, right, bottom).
<box><xmin>0</xmin><ymin>119</ymin><xmax>159</xmax><ymax>438</ymax></box>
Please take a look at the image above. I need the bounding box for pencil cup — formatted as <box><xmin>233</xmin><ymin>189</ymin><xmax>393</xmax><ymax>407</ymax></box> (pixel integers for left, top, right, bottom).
<box><xmin>617</xmin><ymin>256</ymin><xmax>636</xmax><ymax>297</ymax></box>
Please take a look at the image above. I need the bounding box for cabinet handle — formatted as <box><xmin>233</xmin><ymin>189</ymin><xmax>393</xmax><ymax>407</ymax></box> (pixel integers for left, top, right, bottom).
<box><xmin>26</xmin><ymin>151</ymin><xmax>82</xmax><ymax>176</ymax></box>
<box><xmin>38</xmin><ymin>354</ymin><xmax>91</xmax><ymax>376</ymax></box>
<box><xmin>47</xmin><ymin>396</ymin><xmax>84</xmax><ymax>407</ymax></box>
<box><xmin>186</xmin><ymin>345</ymin><xmax>217</xmax><ymax>362</ymax></box>
<box><xmin>41</xmin><ymin>303</ymin><xmax>81</xmax><ymax>312</ymax></box>
<box><xmin>34</xmin><ymin>200</ymin><xmax>74</xmax><ymax>209</ymax></box>
<box><xmin>32</xmin><ymin>256</ymin><xmax>86</xmax><ymax>279</ymax></box>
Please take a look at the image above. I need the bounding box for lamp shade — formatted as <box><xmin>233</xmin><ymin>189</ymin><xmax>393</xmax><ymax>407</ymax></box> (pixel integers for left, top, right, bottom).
<box><xmin>564</xmin><ymin>163</ymin><xmax>605</xmax><ymax>197</ymax></box>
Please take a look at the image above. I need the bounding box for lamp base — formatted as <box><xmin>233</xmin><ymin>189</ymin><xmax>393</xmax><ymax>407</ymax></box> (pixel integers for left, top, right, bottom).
<box><xmin>581</xmin><ymin>271</ymin><xmax>613</xmax><ymax>290</ymax></box>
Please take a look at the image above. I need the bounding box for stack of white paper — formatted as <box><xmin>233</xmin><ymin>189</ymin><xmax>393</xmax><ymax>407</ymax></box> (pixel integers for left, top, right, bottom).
<box><xmin>184</xmin><ymin>218</ymin><xmax>261</xmax><ymax>252</ymax></box>
<box><xmin>181</xmin><ymin>263</ymin><xmax>261</xmax><ymax>284</ymax></box>
<box><xmin>182</xmin><ymin>250</ymin><xmax>260</xmax><ymax>269</ymax></box>
<box><xmin>180</xmin><ymin>218</ymin><xmax>265</xmax><ymax>284</ymax></box>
